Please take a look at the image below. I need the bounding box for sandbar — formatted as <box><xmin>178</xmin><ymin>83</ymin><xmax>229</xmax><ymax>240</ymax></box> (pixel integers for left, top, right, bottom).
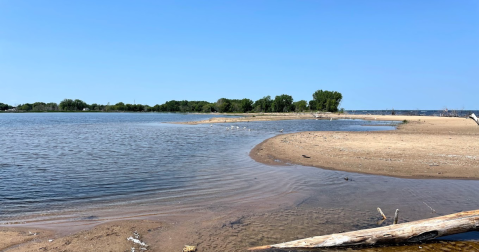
<box><xmin>250</xmin><ymin>114</ymin><xmax>479</xmax><ymax>179</ymax></box>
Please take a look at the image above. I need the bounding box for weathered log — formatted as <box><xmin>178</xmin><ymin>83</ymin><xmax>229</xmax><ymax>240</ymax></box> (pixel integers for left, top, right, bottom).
<box><xmin>248</xmin><ymin>210</ymin><xmax>479</xmax><ymax>250</ymax></box>
<box><xmin>469</xmin><ymin>113</ymin><xmax>479</xmax><ymax>126</ymax></box>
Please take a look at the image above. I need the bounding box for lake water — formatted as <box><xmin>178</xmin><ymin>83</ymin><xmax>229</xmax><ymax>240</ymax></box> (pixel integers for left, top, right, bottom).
<box><xmin>1</xmin><ymin>113</ymin><xmax>478</xmax><ymax>249</ymax></box>
<box><xmin>0</xmin><ymin>113</ymin><xmax>396</xmax><ymax>219</ymax></box>
<box><xmin>346</xmin><ymin>109</ymin><xmax>479</xmax><ymax>117</ymax></box>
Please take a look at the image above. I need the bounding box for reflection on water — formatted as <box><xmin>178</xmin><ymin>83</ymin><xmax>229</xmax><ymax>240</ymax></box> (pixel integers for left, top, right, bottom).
<box><xmin>1</xmin><ymin>113</ymin><xmax>478</xmax><ymax>250</ymax></box>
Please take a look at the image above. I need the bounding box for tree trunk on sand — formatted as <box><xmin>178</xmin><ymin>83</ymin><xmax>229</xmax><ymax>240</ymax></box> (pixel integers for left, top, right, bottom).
<box><xmin>469</xmin><ymin>113</ymin><xmax>479</xmax><ymax>126</ymax></box>
<box><xmin>248</xmin><ymin>210</ymin><xmax>479</xmax><ymax>250</ymax></box>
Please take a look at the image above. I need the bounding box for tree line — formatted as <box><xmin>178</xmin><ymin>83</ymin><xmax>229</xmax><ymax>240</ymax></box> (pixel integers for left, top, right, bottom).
<box><xmin>1</xmin><ymin>90</ymin><xmax>343</xmax><ymax>113</ymax></box>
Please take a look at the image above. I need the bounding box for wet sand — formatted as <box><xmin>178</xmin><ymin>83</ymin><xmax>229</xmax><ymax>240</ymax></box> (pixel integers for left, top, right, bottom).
<box><xmin>2</xmin><ymin>113</ymin><xmax>479</xmax><ymax>251</ymax></box>
<box><xmin>250</xmin><ymin>114</ymin><xmax>479</xmax><ymax>179</ymax></box>
<box><xmin>1</xmin><ymin>220</ymin><xmax>161</xmax><ymax>252</ymax></box>
<box><xmin>3</xmin><ymin>207</ymin><xmax>478</xmax><ymax>252</ymax></box>
<box><xmin>0</xmin><ymin>227</ymin><xmax>52</xmax><ymax>251</ymax></box>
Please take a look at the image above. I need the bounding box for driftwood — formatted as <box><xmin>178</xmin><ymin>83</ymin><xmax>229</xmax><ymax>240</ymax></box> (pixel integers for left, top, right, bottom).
<box><xmin>469</xmin><ymin>113</ymin><xmax>479</xmax><ymax>126</ymax></box>
<box><xmin>393</xmin><ymin>209</ymin><xmax>399</xmax><ymax>225</ymax></box>
<box><xmin>249</xmin><ymin>210</ymin><xmax>479</xmax><ymax>250</ymax></box>
<box><xmin>377</xmin><ymin>207</ymin><xmax>387</xmax><ymax>220</ymax></box>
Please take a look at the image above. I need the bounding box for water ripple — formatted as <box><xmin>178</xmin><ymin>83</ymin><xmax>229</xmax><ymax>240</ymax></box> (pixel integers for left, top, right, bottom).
<box><xmin>1</xmin><ymin>113</ymin><xmax>477</xmax><ymax>226</ymax></box>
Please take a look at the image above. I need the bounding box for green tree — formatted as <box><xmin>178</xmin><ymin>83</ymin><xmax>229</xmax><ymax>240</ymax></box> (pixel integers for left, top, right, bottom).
<box><xmin>159</xmin><ymin>104</ymin><xmax>167</xmax><ymax>112</ymax></box>
<box><xmin>231</xmin><ymin>101</ymin><xmax>241</xmax><ymax>112</ymax></box>
<box><xmin>253</xmin><ymin>96</ymin><xmax>273</xmax><ymax>112</ymax></box>
<box><xmin>32</xmin><ymin>102</ymin><xmax>46</xmax><ymax>111</ymax></box>
<box><xmin>310</xmin><ymin>90</ymin><xmax>342</xmax><ymax>112</ymax></box>
<box><xmin>0</xmin><ymin>103</ymin><xmax>11</xmax><ymax>110</ymax></box>
<box><xmin>115</xmin><ymin>102</ymin><xmax>126</xmax><ymax>111</ymax></box>
<box><xmin>194</xmin><ymin>101</ymin><xmax>211</xmax><ymax>112</ymax></box>
<box><xmin>202</xmin><ymin>103</ymin><xmax>215</xmax><ymax>112</ymax></box>
<box><xmin>240</xmin><ymin>98</ymin><xmax>253</xmax><ymax>113</ymax></box>
<box><xmin>59</xmin><ymin>99</ymin><xmax>73</xmax><ymax>111</ymax></box>
<box><xmin>293</xmin><ymin>100</ymin><xmax>308</xmax><ymax>112</ymax></box>
<box><xmin>19</xmin><ymin>103</ymin><xmax>33</xmax><ymax>111</ymax></box>
<box><xmin>46</xmin><ymin>102</ymin><xmax>59</xmax><ymax>111</ymax></box>
<box><xmin>130</xmin><ymin>104</ymin><xmax>144</xmax><ymax>112</ymax></box>
<box><xmin>73</xmin><ymin>99</ymin><xmax>87</xmax><ymax>110</ymax></box>
<box><xmin>215</xmin><ymin>98</ymin><xmax>231</xmax><ymax>113</ymax></box>
<box><xmin>179</xmin><ymin>100</ymin><xmax>190</xmax><ymax>112</ymax></box>
<box><xmin>272</xmin><ymin>94</ymin><xmax>294</xmax><ymax>112</ymax></box>
<box><xmin>164</xmin><ymin>100</ymin><xmax>180</xmax><ymax>112</ymax></box>
<box><xmin>90</xmin><ymin>103</ymin><xmax>102</xmax><ymax>111</ymax></box>
<box><xmin>59</xmin><ymin>99</ymin><xmax>88</xmax><ymax>111</ymax></box>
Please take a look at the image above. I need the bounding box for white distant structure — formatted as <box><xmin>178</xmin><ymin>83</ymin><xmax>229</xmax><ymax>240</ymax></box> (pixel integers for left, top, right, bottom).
<box><xmin>83</xmin><ymin>108</ymin><xmax>90</xmax><ymax>111</ymax></box>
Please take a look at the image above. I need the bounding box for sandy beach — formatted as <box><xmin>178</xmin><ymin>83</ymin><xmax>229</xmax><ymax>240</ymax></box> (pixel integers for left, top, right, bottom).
<box><xmin>3</xmin><ymin>205</ymin><xmax>479</xmax><ymax>252</ymax></box>
<box><xmin>176</xmin><ymin>112</ymin><xmax>319</xmax><ymax>125</ymax></box>
<box><xmin>2</xmin><ymin>113</ymin><xmax>479</xmax><ymax>251</ymax></box>
<box><xmin>182</xmin><ymin>112</ymin><xmax>479</xmax><ymax>179</ymax></box>
<box><xmin>1</xmin><ymin>220</ymin><xmax>161</xmax><ymax>252</ymax></box>
<box><xmin>249</xmin><ymin>114</ymin><xmax>479</xmax><ymax>179</ymax></box>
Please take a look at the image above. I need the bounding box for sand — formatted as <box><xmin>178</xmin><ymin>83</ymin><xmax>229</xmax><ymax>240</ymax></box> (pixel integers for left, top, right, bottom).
<box><xmin>183</xmin><ymin>112</ymin><xmax>479</xmax><ymax>179</ymax></box>
<box><xmin>176</xmin><ymin>112</ymin><xmax>322</xmax><ymax>125</ymax></box>
<box><xmin>250</xmin><ymin>114</ymin><xmax>479</xmax><ymax>179</ymax></box>
<box><xmin>0</xmin><ymin>220</ymin><xmax>160</xmax><ymax>252</ymax></box>
<box><xmin>0</xmin><ymin>227</ymin><xmax>53</xmax><ymax>251</ymax></box>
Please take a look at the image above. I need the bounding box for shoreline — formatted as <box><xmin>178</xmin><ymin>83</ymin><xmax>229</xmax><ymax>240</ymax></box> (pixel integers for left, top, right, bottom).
<box><xmin>174</xmin><ymin>112</ymin><xmax>321</xmax><ymax>124</ymax></box>
<box><xmin>177</xmin><ymin>112</ymin><xmax>479</xmax><ymax>179</ymax></box>
<box><xmin>248</xmin><ymin>115</ymin><xmax>479</xmax><ymax>180</ymax></box>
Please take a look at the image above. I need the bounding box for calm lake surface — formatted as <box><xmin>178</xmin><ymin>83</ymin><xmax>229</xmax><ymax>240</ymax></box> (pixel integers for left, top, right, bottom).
<box><xmin>1</xmin><ymin>113</ymin><xmax>478</xmax><ymax>246</ymax></box>
<box><xmin>0</xmin><ymin>113</ymin><xmax>395</xmax><ymax>219</ymax></box>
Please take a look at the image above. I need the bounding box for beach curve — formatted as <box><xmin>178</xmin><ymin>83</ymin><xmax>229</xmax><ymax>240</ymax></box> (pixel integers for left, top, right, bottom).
<box><xmin>249</xmin><ymin>115</ymin><xmax>479</xmax><ymax>179</ymax></box>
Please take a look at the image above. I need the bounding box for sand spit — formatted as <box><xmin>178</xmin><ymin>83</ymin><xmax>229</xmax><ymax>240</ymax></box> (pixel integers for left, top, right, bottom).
<box><xmin>176</xmin><ymin>112</ymin><xmax>320</xmax><ymax>125</ymax></box>
<box><xmin>250</xmin><ymin>115</ymin><xmax>479</xmax><ymax>179</ymax></box>
<box><xmin>179</xmin><ymin>112</ymin><xmax>479</xmax><ymax>179</ymax></box>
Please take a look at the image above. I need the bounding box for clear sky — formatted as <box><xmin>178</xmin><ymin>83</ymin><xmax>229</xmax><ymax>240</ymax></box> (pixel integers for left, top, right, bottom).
<box><xmin>1</xmin><ymin>0</ymin><xmax>478</xmax><ymax>110</ymax></box>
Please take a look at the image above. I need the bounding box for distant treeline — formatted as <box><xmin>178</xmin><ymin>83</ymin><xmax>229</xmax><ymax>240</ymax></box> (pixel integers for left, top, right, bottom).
<box><xmin>1</xmin><ymin>90</ymin><xmax>343</xmax><ymax>113</ymax></box>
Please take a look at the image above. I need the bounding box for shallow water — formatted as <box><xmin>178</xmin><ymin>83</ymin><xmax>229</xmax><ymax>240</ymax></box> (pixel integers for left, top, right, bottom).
<box><xmin>1</xmin><ymin>113</ymin><xmax>478</xmax><ymax>250</ymax></box>
<box><xmin>0</xmin><ymin>113</ymin><xmax>396</xmax><ymax>220</ymax></box>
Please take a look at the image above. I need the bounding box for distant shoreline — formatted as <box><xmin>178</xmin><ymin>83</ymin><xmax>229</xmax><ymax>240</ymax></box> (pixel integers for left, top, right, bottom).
<box><xmin>2</xmin><ymin>110</ymin><xmax>477</xmax><ymax>116</ymax></box>
<box><xmin>174</xmin><ymin>111</ymin><xmax>474</xmax><ymax>125</ymax></box>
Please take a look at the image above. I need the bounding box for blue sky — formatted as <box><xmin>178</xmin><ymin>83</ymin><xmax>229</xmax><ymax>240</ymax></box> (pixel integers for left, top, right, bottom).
<box><xmin>1</xmin><ymin>0</ymin><xmax>478</xmax><ymax>109</ymax></box>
